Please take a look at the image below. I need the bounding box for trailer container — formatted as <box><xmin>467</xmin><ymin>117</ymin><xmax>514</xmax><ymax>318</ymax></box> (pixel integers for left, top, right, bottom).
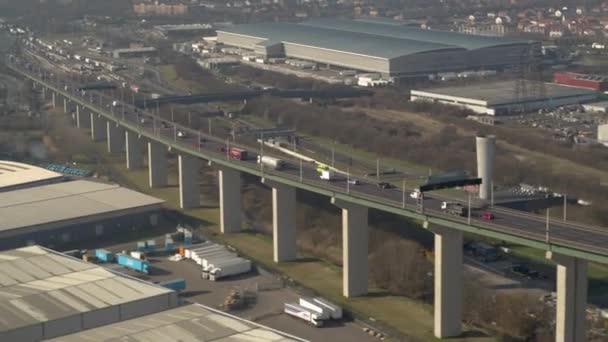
<box><xmin>157</xmin><ymin>278</ymin><xmax>186</xmax><ymax>292</ymax></box>
<box><xmin>95</xmin><ymin>249</ymin><xmax>114</xmax><ymax>263</ymax></box>
<box><xmin>313</xmin><ymin>298</ymin><xmax>342</xmax><ymax>320</ymax></box>
<box><xmin>284</xmin><ymin>303</ymin><xmax>325</xmax><ymax>327</ymax></box>
<box><xmin>228</xmin><ymin>148</ymin><xmax>248</xmax><ymax>160</ymax></box>
<box><xmin>299</xmin><ymin>298</ymin><xmax>331</xmax><ymax>320</ymax></box>
<box><xmin>116</xmin><ymin>253</ymin><xmax>150</xmax><ymax>274</ymax></box>
<box><xmin>184</xmin><ymin>242</ymin><xmax>213</xmax><ymax>258</ymax></box>
<box><xmin>136</xmin><ymin>241</ymin><xmax>146</xmax><ymax>252</ymax></box>
<box><xmin>146</xmin><ymin>240</ymin><xmax>156</xmax><ymax>252</ymax></box>
<box><xmin>202</xmin><ymin>256</ymin><xmax>243</xmax><ymax>279</ymax></box>
<box><xmin>198</xmin><ymin>251</ymin><xmax>238</xmax><ymax>267</ymax></box>
<box><xmin>209</xmin><ymin>258</ymin><xmax>252</xmax><ymax>281</ymax></box>
<box><xmin>130</xmin><ymin>251</ymin><xmax>145</xmax><ymax>260</ymax></box>
<box><xmin>257</xmin><ymin>155</ymin><xmax>286</xmax><ymax>170</ymax></box>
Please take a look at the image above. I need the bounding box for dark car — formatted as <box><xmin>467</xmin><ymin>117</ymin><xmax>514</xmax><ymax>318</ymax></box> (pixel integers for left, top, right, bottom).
<box><xmin>377</xmin><ymin>182</ymin><xmax>392</xmax><ymax>189</ymax></box>
<box><xmin>511</xmin><ymin>264</ymin><xmax>540</xmax><ymax>279</ymax></box>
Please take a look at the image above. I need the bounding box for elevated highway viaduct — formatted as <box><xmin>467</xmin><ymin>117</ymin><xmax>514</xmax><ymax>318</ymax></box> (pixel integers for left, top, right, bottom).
<box><xmin>9</xmin><ymin>60</ymin><xmax>607</xmax><ymax>342</ymax></box>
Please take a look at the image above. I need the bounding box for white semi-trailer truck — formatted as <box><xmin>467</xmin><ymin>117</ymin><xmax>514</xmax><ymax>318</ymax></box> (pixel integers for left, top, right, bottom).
<box><xmin>208</xmin><ymin>258</ymin><xmax>252</xmax><ymax>281</ymax></box>
<box><xmin>257</xmin><ymin>155</ymin><xmax>286</xmax><ymax>170</ymax></box>
<box><xmin>284</xmin><ymin>303</ymin><xmax>325</xmax><ymax>327</ymax></box>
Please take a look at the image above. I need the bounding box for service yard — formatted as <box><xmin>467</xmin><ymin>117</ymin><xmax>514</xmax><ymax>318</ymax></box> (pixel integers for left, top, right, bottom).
<box><xmin>93</xmin><ymin>237</ymin><xmax>379</xmax><ymax>342</ymax></box>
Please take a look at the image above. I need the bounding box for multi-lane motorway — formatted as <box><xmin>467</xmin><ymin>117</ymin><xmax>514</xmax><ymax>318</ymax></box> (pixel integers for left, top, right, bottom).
<box><xmin>9</xmin><ymin>55</ymin><xmax>608</xmax><ymax>264</ymax></box>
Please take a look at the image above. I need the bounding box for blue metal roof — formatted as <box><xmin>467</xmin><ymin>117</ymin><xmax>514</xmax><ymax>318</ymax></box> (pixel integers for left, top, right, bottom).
<box><xmin>218</xmin><ymin>22</ymin><xmax>466</xmax><ymax>59</ymax></box>
<box><xmin>301</xmin><ymin>18</ymin><xmax>529</xmax><ymax>50</ymax></box>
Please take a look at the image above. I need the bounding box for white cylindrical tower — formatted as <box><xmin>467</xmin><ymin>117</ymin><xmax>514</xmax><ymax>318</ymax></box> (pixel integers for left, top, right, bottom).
<box><xmin>476</xmin><ymin>135</ymin><xmax>496</xmax><ymax>200</ymax></box>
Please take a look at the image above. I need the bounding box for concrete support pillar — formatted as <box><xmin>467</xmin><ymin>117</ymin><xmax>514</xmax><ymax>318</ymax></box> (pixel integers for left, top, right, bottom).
<box><xmin>63</xmin><ymin>98</ymin><xmax>67</xmax><ymax>113</ymax></box>
<box><xmin>178</xmin><ymin>154</ymin><xmax>200</xmax><ymax>209</ymax></box>
<box><xmin>107</xmin><ymin>122</ymin><xmax>124</xmax><ymax>153</ymax></box>
<box><xmin>125</xmin><ymin>131</ymin><xmax>143</xmax><ymax>170</ymax></box>
<box><xmin>76</xmin><ymin>106</ymin><xmax>90</xmax><ymax>129</ymax></box>
<box><xmin>546</xmin><ymin>252</ymin><xmax>588</xmax><ymax>342</ymax></box>
<box><xmin>148</xmin><ymin>141</ymin><xmax>168</xmax><ymax>188</ymax></box>
<box><xmin>90</xmin><ymin>113</ymin><xmax>105</xmax><ymax>141</ymax></box>
<box><xmin>331</xmin><ymin>198</ymin><xmax>368</xmax><ymax>298</ymax></box>
<box><xmin>262</xmin><ymin>179</ymin><xmax>297</xmax><ymax>262</ymax></box>
<box><xmin>51</xmin><ymin>92</ymin><xmax>56</xmax><ymax>108</ymax></box>
<box><xmin>219</xmin><ymin>168</ymin><xmax>242</xmax><ymax>233</ymax></box>
<box><xmin>430</xmin><ymin>225</ymin><xmax>463</xmax><ymax>338</ymax></box>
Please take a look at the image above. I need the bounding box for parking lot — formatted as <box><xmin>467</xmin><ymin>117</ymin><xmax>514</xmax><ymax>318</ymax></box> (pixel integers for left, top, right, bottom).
<box><xmin>96</xmin><ymin>236</ymin><xmax>380</xmax><ymax>342</ymax></box>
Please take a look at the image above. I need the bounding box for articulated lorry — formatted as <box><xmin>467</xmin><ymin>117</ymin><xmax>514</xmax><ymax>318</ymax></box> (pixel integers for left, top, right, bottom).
<box><xmin>299</xmin><ymin>297</ymin><xmax>343</xmax><ymax>320</ymax></box>
<box><xmin>208</xmin><ymin>258</ymin><xmax>252</xmax><ymax>281</ymax></box>
<box><xmin>441</xmin><ymin>201</ymin><xmax>468</xmax><ymax>217</ymax></box>
<box><xmin>284</xmin><ymin>303</ymin><xmax>325</xmax><ymax>327</ymax></box>
<box><xmin>257</xmin><ymin>155</ymin><xmax>286</xmax><ymax>170</ymax></box>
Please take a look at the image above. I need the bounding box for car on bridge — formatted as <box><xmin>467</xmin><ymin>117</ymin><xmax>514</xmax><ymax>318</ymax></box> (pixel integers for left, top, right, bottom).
<box><xmin>377</xmin><ymin>182</ymin><xmax>393</xmax><ymax>189</ymax></box>
<box><xmin>481</xmin><ymin>212</ymin><xmax>495</xmax><ymax>220</ymax></box>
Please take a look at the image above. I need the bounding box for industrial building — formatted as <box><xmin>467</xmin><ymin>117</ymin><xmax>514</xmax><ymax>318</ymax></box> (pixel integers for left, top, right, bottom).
<box><xmin>112</xmin><ymin>46</ymin><xmax>157</xmax><ymax>59</ymax></box>
<box><xmin>216</xmin><ymin>18</ymin><xmax>537</xmax><ymax>77</ymax></box>
<box><xmin>0</xmin><ymin>245</ymin><xmax>177</xmax><ymax>341</ymax></box>
<box><xmin>0</xmin><ymin>160</ymin><xmax>63</xmax><ymax>192</ymax></box>
<box><xmin>0</xmin><ymin>180</ymin><xmax>164</xmax><ymax>250</ymax></box>
<box><xmin>554</xmin><ymin>71</ymin><xmax>608</xmax><ymax>91</ymax></box>
<box><xmin>49</xmin><ymin>303</ymin><xmax>306</xmax><ymax>342</ymax></box>
<box><xmin>599</xmin><ymin>124</ymin><xmax>608</xmax><ymax>145</ymax></box>
<box><xmin>410</xmin><ymin>80</ymin><xmax>598</xmax><ymax>115</ymax></box>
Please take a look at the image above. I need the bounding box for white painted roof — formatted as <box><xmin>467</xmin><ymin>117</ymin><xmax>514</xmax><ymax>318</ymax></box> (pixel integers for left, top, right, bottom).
<box><xmin>0</xmin><ymin>246</ymin><xmax>173</xmax><ymax>333</ymax></box>
<box><xmin>0</xmin><ymin>161</ymin><xmax>62</xmax><ymax>190</ymax></box>
<box><xmin>0</xmin><ymin>180</ymin><xmax>164</xmax><ymax>232</ymax></box>
<box><xmin>49</xmin><ymin>303</ymin><xmax>307</xmax><ymax>342</ymax></box>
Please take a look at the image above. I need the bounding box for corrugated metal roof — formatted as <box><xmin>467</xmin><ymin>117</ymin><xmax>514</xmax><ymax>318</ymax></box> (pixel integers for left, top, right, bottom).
<box><xmin>218</xmin><ymin>22</ymin><xmax>465</xmax><ymax>59</ymax></box>
<box><xmin>302</xmin><ymin>18</ymin><xmax>529</xmax><ymax>50</ymax></box>
<box><xmin>0</xmin><ymin>180</ymin><xmax>164</xmax><ymax>232</ymax></box>
<box><xmin>0</xmin><ymin>246</ymin><xmax>173</xmax><ymax>333</ymax></box>
<box><xmin>0</xmin><ymin>160</ymin><xmax>63</xmax><ymax>190</ymax></box>
<box><xmin>411</xmin><ymin>80</ymin><xmax>597</xmax><ymax>106</ymax></box>
<box><xmin>49</xmin><ymin>304</ymin><xmax>307</xmax><ymax>342</ymax></box>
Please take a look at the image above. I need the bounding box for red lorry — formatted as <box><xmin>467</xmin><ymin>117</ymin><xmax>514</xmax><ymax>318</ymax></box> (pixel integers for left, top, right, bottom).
<box><xmin>229</xmin><ymin>148</ymin><xmax>248</xmax><ymax>160</ymax></box>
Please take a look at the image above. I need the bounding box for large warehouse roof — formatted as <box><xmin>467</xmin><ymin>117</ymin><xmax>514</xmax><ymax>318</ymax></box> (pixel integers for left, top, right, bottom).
<box><xmin>0</xmin><ymin>180</ymin><xmax>164</xmax><ymax>232</ymax></box>
<box><xmin>49</xmin><ymin>303</ymin><xmax>306</xmax><ymax>342</ymax></box>
<box><xmin>0</xmin><ymin>246</ymin><xmax>175</xmax><ymax>339</ymax></box>
<box><xmin>218</xmin><ymin>22</ymin><xmax>466</xmax><ymax>59</ymax></box>
<box><xmin>0</xmin><ymin>160</ymin><xmax>63</xmax><ymax>191</ymax></box>
<box><xmin>412</xmin><ymin>80</ymin><xmax>597</xmax><ymax>106</ymax></box>
<box><xmin>301</xmin><ymin>18</ymin><xmax>528</xmax><ymax>50</ymax></box>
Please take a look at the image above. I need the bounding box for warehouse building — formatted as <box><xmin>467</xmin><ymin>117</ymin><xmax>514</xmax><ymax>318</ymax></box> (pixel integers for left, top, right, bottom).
<box><xmin>216</xmin><ymin>18</ymin><xmax>537</xmax><ymax>77</ymax></box>
<box><xmin>410</xmin><ymin>80</ymin><xmax>598</xmax><ymax>115</ymax></box>
<box><xmin>112</xmin><ymin>46</ymin><xmax>157</xmax><ymax>59</ymax></box>
<box><xmin>0</xmin><ymin>160</ymin><xmax>64</xmax><ymax>192</ymax></box>
<box><xmin>554</xmin><ymin>71</ymin><xmax>608</xmax><ymax>91</ymax></box>
<box><xmin>49</xmin><ymin>303</ymin><xmax>306</xmax><ymax>342</ymax></box>
<box><xmin>0</xmin><ymin>245</ymin><xmax>177</xmax><ymax>341</ymax></box>
<box><xmin>0</xmin><ymin>180</ymin><xmax>164</xmax><ymax>250</ymax></box>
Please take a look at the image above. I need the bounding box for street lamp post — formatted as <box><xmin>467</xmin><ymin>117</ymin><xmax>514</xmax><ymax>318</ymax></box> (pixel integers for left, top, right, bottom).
<box><xmin>376</xmin><ymin>158</ymin><xmax>380</xmax><ymax>183</ymax></box>
<box><xmin>545</xmin><ymin>208</ymin><xmax>550</xmax><ymax>243</ymax></box>
<box><xmin>299</xmin><ymin>159</ymin><xmax>303</xmax><ymax>182</ymax></box>
<box><xmin>563</xmin><ymin>194</ymin><xmax>567</xmax><ymax>222</ymax></box>
<box><xmin>467</xmin><ymin>192</ymin><xmax>472</xmax><ymax>225</ymax></box>
<box><xmin>402</xmin><ymin>179</ymin><xmax>406</xmax><ymax>208</ymax></box>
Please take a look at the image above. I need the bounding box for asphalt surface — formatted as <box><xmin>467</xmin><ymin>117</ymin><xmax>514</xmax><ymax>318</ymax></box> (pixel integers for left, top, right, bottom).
<box><xmin>9</xmin><ymin>54</ymin><xmax>608</xmax><ymax>260</ymax></box>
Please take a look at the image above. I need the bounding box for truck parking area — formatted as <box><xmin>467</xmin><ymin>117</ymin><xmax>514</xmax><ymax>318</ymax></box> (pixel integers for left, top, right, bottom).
<box><xmin>90</xmin><ymin>235</ymin><xmax>380</xmax><ymax>342</ymax></box>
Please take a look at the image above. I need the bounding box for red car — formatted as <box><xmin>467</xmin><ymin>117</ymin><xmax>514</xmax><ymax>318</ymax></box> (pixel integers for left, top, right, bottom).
<box><xmin>482</xmin><ymin>212</ymin><xmax>495</xmax><ymax>220</ymax></box>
